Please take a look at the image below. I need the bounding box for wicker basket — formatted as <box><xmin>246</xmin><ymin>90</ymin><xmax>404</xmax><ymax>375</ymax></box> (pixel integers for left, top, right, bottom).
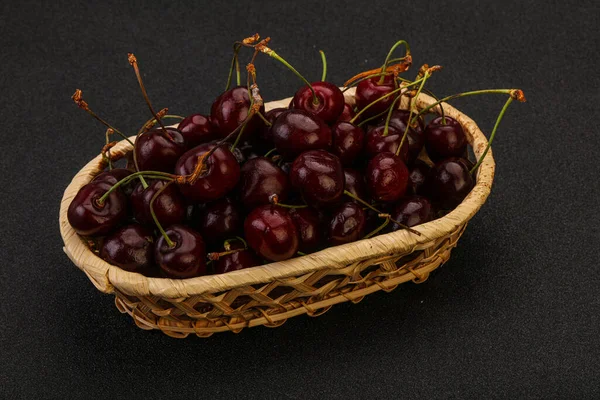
<box><xmin>59</xmin><ymin>88</ymin><xmax>495</xmax><ymax>338</ymax></box>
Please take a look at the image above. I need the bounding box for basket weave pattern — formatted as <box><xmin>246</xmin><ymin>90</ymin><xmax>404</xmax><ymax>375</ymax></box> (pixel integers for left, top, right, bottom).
<box><xmin>59</xmin><ymin>89</ymin><xmax>495</xmax><ymax>338</ymax></box>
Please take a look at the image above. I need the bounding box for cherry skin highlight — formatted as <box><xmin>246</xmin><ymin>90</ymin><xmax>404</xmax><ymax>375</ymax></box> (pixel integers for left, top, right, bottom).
<box><xmin>365</xmin><ymin>125</ymin><xmax>409</xmax><ymax>162</ymax></box>
<box><xmin>135</xmin><ymin>127</ymin><xmax>187</xmax><ymax>173</ymax></box>
<box><xmin>391</xmin><ymin>196</ymin><xmax>433</xmax><ymax>229</ymax></box>
<box><xmin>177</xmin><ymin>114</ymin><xmax>217</xmax><ymax>147</ymax></box>
<box><xmin>238</xmin><ymin>157</ymin><xmax>289</xmax><ymax>210</ymax></box>
<box><xmin>244</xmin><ymin>205</ymin><xmax>299</xmax><ymax>261</ymax></box>
<box><xmin>355</xmin><ymin>75</ymin><xmax>396</xmax><ymax>118</ymax></box>
<box><xmin>366</xmin><ymin>152</ymin><xmax>409</xmax><ymax>203</ymax></box>
<box><xmin>155</xmin><ymin>225</ymin><xmax>207</xmax><ymax>279</ymax></box>
<box><xmin>271</xmin><ymin>109</ymin><xmax>332</xmax><ymax>159</ymax></box>
<box><xmin>196</xmin><ymin>197</ymin><xmax>242</xmax><ymax>245</ymax></box>
<box><xmin>337</xmin><ymin>103</ymin><xmax>357</xmax><ymax>123</ymax></box>
<box><xmin>291</xmin><ymin>81</ymin><xmax>345</xmax><ymax>123</ymax></box>
<box><xmin>329</xmin><ymin>202</ymin><xmax>366</xmax><ymax>245</ymax></box>
<box><xmin>100</xmin><ymin>224</ymin><xmax>155</xmax><ymax>273</ymax></box>
<box><xmin>424</xmin><ymin>116</ymin><xmax>467</xmax><ymax>162</ymax></box>
<box><xmin>214</xmin><ymin>242</ymin><xmax>262</xmax><ymax>274</ymax></box>
<box><xmin>130</xmin><ymin>180</ymin><xmax>185</xmax><ymax>228</ymax></box>
<box><xmin>289</xmin><ymin>207</ymin><xmax>322</xmax><ymax>253</ymax></box>
<box><xmin>426</xmin><ymin>157</ymin><xmax>474</xmax><ymax>209</ymax></box>
<box><xmin>289</xmin><ymin>150</ymin><xmax>345</xmax><ymax>207</ymax></box>
<box><xmin>331</xmin><ymin>121</ymin><xmax>365</xmax><ymax>166</ymax></box>
<box><xmin>210</xmin><ymin>86</ymin><xmax>265</xmax><ymax>140</ymax></box>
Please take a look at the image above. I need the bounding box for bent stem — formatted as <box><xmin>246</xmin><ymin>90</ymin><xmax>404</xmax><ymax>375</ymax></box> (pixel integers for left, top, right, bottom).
<box><xmin>319</xmin><ymin>50</ymin><xmax>327</xmax><ymax>81</ymax></box>
<box><xmin>364</xmin><ymin>217</ymin><xmax>390</xmax><ymax>239</ymax></box>
<box><xmin>396</xmin><ymin>70</ymin><xmax>432</xmax><ymax>156</ymax></box>
<box><xmin>98</xmin><ymin>170</ymin><xmax>175</xmax><ymax>204</ymax></box>
<box><xmin>150</xmin><ymin>181</ymin><xmax>176</xmax><ymax>248</ymax></box>
<box><xmin>382</xmin><ymin>95</ymin><xmax>404</xmax><ymax>137</ymax></box>
<box><xmin>379</xmin><ymin>39</ymin><xmax>411</xmax><ymax>84</ymax></box>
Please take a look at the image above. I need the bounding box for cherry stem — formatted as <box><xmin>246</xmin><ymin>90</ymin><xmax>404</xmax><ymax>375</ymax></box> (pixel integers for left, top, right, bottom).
<box><xmin>261</xmin><ymin>48</ymin><xmax>318</xmax><ymax>105</ymax></box>
<box><xmin>264</xmin><ymin>148</ymin><xmax>278</xmax><ymax>158</ymax></box>
<box><xmin>364</xmin><ymin>217</ymin><xmax>390</xmax><ymax>239</ymax></box>
<box><xmin>269</xmin><ymin>194</ymin><xmax>308</xmax><ymax>209</ymax></box>
<box><xmin>470</xmin><ymin>96</ymin><xmax>514</xmax><ymax>174</ymax></box>
<box><xmin>382</xmin><ymin>95</ymin><xmax>404</xmax><ymax>137</ymax></box>
<box><xmin>397</xmin><ymin>71</ymin><xmax>431</xmax><ymax>156</ymax></box>
<box><xmin>98</xmin><ymin>170</ymin><xmax>175</xmax><ymax>204</ymax></box>
<box><xmin>128</xmin><ymin>53</ymin><xmax>172</xmax><ymax>140</ymax></box>
<box><xmin>342</xmin><ymin>71</ymin><xmax>392</xmax><ymax>93</ymax></box>
<box><xmin>150</xmin><ymin>180</ymin><xmax>176</xmax><ymax>248</ymax></box>
<box><xmin>229</xmin><ymin>119</ymin><xmax>249</xmax><ymax>151</ymax></box>
<box><xmin>357</xmin><ymin>106</ymin><xmax>393</xmax><ymax>127</ymax></box>
<box><xmin>223</xmin><ymin>236</ymin><xmax>248</xmax><ymax>252</ymax></box>
<box><xmin>104</xmin><ymin>128</ymin><xmax>113</xmax><ymax>170</ymax></box>
<box><xmin>226</xmin><ymin>43</ymin><xmax>243</xmax><ymax>91</ymax></box>
<box><xmin>343</xmin><ymin>190</ymin><xmax>420</xmax><ymax>235</ymax></box>
<box><xmin>297</xmin><ymin>251</ymin><xmax>307</xmax><ymax>256</ymax></box>
<box><xmin>256</xmin><ymin>111</ymin><xmax>272</xmax><ymax>126</ymax></box>
<box><xmin>379</xmin><ymin>40</ymin><xmax>411</xmax><ymax>84</ymax></box>
<box><xmin>319</xmin><ymin>50</ymin><xmax>327</xmax><ymax>81</ymax></box>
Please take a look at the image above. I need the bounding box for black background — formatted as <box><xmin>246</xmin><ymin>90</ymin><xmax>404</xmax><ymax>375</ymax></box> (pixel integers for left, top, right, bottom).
<box><xmin>1</xmin><ymin>0</ymin><xmax>599</xmax><ymax>398</ymax></box>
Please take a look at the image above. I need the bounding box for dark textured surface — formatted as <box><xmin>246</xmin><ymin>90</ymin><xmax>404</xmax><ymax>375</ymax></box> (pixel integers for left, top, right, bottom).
<box><xmin>1</xmin><ymin>0</ymin><xmax>599</xmax><ymax>398</ymax></box>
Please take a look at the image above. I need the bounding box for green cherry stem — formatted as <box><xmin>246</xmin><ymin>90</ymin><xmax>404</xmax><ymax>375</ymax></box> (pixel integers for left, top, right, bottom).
<box><xmin>256</xmin><ymin>111</ymin><xmax>272</xmax><ymax>126</ymax></box>
<box><xmin>342</xmin><ymin>71</ymin><xmax>393</xmax><ymax>93</ymax></box>
<box><xmin>225</xmin><ymin>43</ymin><xmax>243</xmax><ymax>91</ymax></box>
<box><xmin>382</xmin><ymin>95</ymin><xmax>404</xmax><ymax>137</ymax></box>
<box><xmin>97</xmin><ymin>170</ymin><xmax>175</xmax><ymax>204</ymax></box>
<box><xmin>264</xmin><ymin>148</ymin><xmax>278</xmax><ymax>158</ymax></box>
<box><xmin>396</xmin><ymin>70</ymin><xmax>431</xmax><ymax>156</ymax></box>
<box><xmin>224</xmin><ymin>236</ymin><xmax>248</xmax><ymax>251</ymax></box>
<box><xmin>364</xmin><ymin>217</ymin><xmax>390</xmax><ymax>239</ymax></box>
<box><xmin>319</xmin><ymin>50</ymin><xmax>327</xmax><ymax>81</ymax></box>
<box><xmin>379</xmin><ymin>40</ymin><xmax>410</xmax><ymax>84</ymax></box>
<box><xmin>150</xmin><ymin>180</ymin><xmax>176</xmax><ymax>248</ymax></box>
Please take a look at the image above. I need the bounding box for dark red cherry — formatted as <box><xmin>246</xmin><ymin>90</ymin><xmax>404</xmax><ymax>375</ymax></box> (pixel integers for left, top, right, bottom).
<box><xmin>244</xmin><ymin>205</ymin><xmax>299</xmax><ymax>261</ymax></box>
<box><xmin>238</xmin><ymin>157</ymin><xmax>289</xmax><ymax>210</ymax></box>
<box><xmin>344</xmin><ymin>169</ymin><xmax>368</xmax><ymax>203</ymax></box>
<box><xmin>155</xmin><ymin>225</ymin><xmax>206</xmax><ymax>279</ymax></box>
<box><xmin>93</xmin><ymin>168</ymin><xmax>133</xmax><ymax>195</ymax></box>
<box><xmin>289</xmin><ymin>150</ymin><xmax>345</xmax><ymax>207</ymax></box>
<box><xmin>210</xmin><ymin>86</ymin><xmax>265</xmax><ymax>140</ymax></box>
<box><xmin>258</xmin><ymin>107</ymin><xmax>288</xmax><ymax>148</ymax></box>
<box><xmin>329</xmin><ymin>202</ymin><xmax>366</xmax><ymax>245</ymax></box>
<box><xmin>67</xmin><ymin>181</ymin><xmax>128</xmax><ymax>237</ymax></box>
<box><xmin>366</xmin><ymin>152</ymin><xmax>409</xmax><ymax>203</ymax></box>
<box><xmin>134</xmin><ymin>127</ymin><xmax>187</xmax><ymax>172</ymax></box>
<box><xmin>354</xmin><ymin>75</ymin><xmax>396</xmax><ymax>118</ymax></box>
<box><xmin>237</xmin><ymin>140</ymin><xmax>261</xmax><ymax>160</ymax></box>
<box><xmin>391</xmin><ymin>196</ymin><xmax>433</xmax><ymax>229</ymax></box>
<box><xmin>365</xmin><ymin>125</ymin><xmax>409</xmax><ymax>162</ymax></box>
<box><xmin>337</xmin><ymin>103</ymin><xmax>357</xmax><ymax>123</ymax></box>
<box><xmin>214</xmin><ymin>242</ymin><xmax>261</xmax><ymax>274</ymax></box>
<box><xmin>427</xmin><ymin>157</ymin><xmax>474</xmax><ymax>209</ymax></box>
<box><xmin>175</xmin><ymin>143</ymin><xmax>240</xmax><ymax>202</ymax></box>
<box><xmin>289</xmin><ymin>207</ymin><xmax>322</xmax><ymax>253</ymax></box>
<box><xmin>100</xmin><ymin>224</ymin><xmax>154</xmax><ymax>273</ymax></box>
<box><xmin>291</xmin><ymin>81</ymin><xmax>345</xmax><ymax>123</ymax></box>
<box><xmin>407</xmin><ymin>159</ymin><xmax>431</xmax><ymax>195</ymax></box>
<box><xmin>381</xmin><ymin>109</ymin><xmax>425</xmax><ymax>163</ymax></box>
<box><xmin>331</xmin><ymin>121</ymin><xmax>365</xmax><ymax>166</ymax></box>
<box><xmin>424</xmin><ymin>116</ymin><xmax>467</xmax><ymax>162</ymax></box>
<box><xmin>271</xmin><ymin>109</ymin><xmax>332</xmax><ymax>159</ymax></box>
<box><xmin>177</xmin><ymin>114</ymin><xmax>217</xmax><ymax>147</ymax></box>
<box><xmin>196</xmin><ymin>197</ymin><xmax>242</xmax><ymax>244</ymax></box>
<box><xmin>130</xmin><ymin>180</ymin><xmax>185</xmax><ymax>228</ymax></box>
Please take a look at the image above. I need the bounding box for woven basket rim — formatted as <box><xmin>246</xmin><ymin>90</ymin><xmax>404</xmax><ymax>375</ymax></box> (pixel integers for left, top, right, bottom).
<box><xmin>59</xmin><ymin>88</ymin><xmax>495</xmax><ymax>298</ymax></box>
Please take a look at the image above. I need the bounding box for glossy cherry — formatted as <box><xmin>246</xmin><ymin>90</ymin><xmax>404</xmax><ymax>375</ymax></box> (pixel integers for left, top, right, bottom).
<box><xmin>258</xmin><ymin>108</ymin><xmax>288</xmax><ymax>148</ymax></box>
<box><xmin>424</xmin><ymin>116</ymin><xmax>467</xmax><ymax>162</ymax></box>
<box><xmin>100</xmin><ymin>224</ymin><xmax>154</xmax><ymax>273</ymax></box>
<box><xmin>365</xmin><ymin>125</ymin><xmax>409</xmax><ymax>162</ymax></box>
<box><xmin>155</xmin><ymin>225</ymin><xmax>206</xmax><ymax>278</ymax></box>
<box><xmin>289</xmin><ymin>150</ymin><xmax>345</xmax><ymax>207</ymax></box>
<box><xmin>289</xmin><ymin>207</ymin><xmax>322</xmax><ymax>253</ymax></box>
<box><xmin>380</xmin><ymin>109</ymin><xmax>425</xmax><ymax>163</ymax></box>
<box><xmin>354</xmin><ymin>75</ymin><xmax>396</xmax><ymax>118</ymax></box>
<box><xmin>271</xmin><ymin>109</ymin><xmax>332</xmax><ymax>159</ymax></box>
<box><xmin>175</xmin><ymin>143</ymin><xmax>240</xmax><ymax>202</ymax></box>
<box><xmin>93</xmin><ymin>168</ymin><xmax>133</xmax><ymax>195</ymax></box>
<box><xmin>177</xmin><ymin>114</ymin><xmax>217</xmax><ymax>147</ymax></box>
<box><xmin>337</xmin><ymin>103</ymin><xmax>357</xmax><ymax>123</ymax></box>
<box><xmin>329</xmin><ymin>202</ymin><xmax>366</xmax><ymax>245</ymax></box>
<box><xmin>67</xmin><ymin>181</ymin><xmax>128</xmax><ymax>237</ymax></box>
<box><xmin>291</xmin><ymin>81</ymin><xmax>345</xmax><ymax>123</ymax></box>
<box><xmin>135</xmin><ymin>127</ymin><xmax>187</xmax><ymax>172</ymax></box>
<box><xmin>427</xmin><ymin>158</ymin><xmax>474</xmax><ymax>209</ymax></box>
<box><xmin>130</xmin><ymin>180</ymin><xmax>185</xmax><ymax>228</ymax></box>
<box><xmin>210</xmin><ymin>86</ymin><xmax>265</xmax><ymax>140</ymax></box>
<box><xmin>214</xmin><ymin>243</ymin><xmax>262</xmax><ymax>274</ymax></box>
<box><xmin>331</xmin><ymin>121</ymin><xmax>365</xmax><ymax>166</ymax></box>
<box><xmin>238</xmin><ymin>157</ymin><xmax>289</xmax><ymax>210</ymax></box>
<box><xmin>244</xmin><ymin>205</ymin><xmax>299</xmax><ymax>261</ymax></box>
<box><xmin>391</xmin><ymin>196</ymin><xmax>433</xmax><ymax>229</ymax></box>
<box><xmin>407</xmin><ymin>159</ymin><xmax>431</xmax><ymax>195</ymax></box>
<box><xmin>196</xmin><ymin>197</ymin><xmax>242</xmax><ymax>244</ymax></box>
<box><xmin>366</xmin><ymin>152</ymin><xmax>409</xmax><ymax>203</ymax></box>
<box><xmin>344</xmin><ymin>169</ymin><xmax>368</xmax><ymax>204</ymax></box>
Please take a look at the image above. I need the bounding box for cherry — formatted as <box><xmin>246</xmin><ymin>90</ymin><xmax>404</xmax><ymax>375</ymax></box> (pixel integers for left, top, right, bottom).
<box><xmin>329</xmin><ymin>202</ymin><xmax>366</xmax><ymax>245</ymax></box>
<box><xmin>244</xmin><ymin>205</ymin><xmax>299</xmax><ymax>261</ymax></box>
<box><xmin>391</xmin><ymin>196</ymin><xmax>433</xmax><ymax>229</ymax></box>
<box><xmin>343</xmin><ymin>169</ymin><xmax>368</xmax><ymax>204</ymax></box>
<box><xmin>175</xmin><ymin>143</ymin><xmax>240</xmax><ymax>202</ymax></box>
<box><xmin>354</xmin><ymin>75</ymin><xmax>397</xmax><ymax>118</ymax></box>
<box><xmin>337</xmin><ymin>103</ymin><xmax>357</xmax><ymax>123</ymax></box>
<box><xmin>380</xmin><ymin>109</ymin><xmax>425</xmax><ymax>163</ymax></box>
<box><xmin>271</xmin><ymin>109</ymin><xmax>332</xmax><ymax>159</ymax></box>
<box><xmin>289</xmin><ymin>150</ymin><xmax>345</xmax><ymax>207</ymax></box>
<box><xmin>424</xmin><ymin>116</ymin><xmax>467</xmax><ymax>162</ymax></box>
<box><xmin>100</xmin><ymin>224</ymin><xmax>154</xmax><ymax>273</ymax></box>
<box><xmin>196</xmin><ymin>197</ymin><xmax>242</xmax><ymax>244</ymax></box>
<box><xmin>407</xmin><ymin>159</ymin><xmax>431</xmax><ymax>195</ymax></box>
<box><xmin>366</xmin><ymin>152</ymin><xmax>409</xmax><ymax>203</ymax></box>
<box><xmin>155</xmin><ymin>225</ymin><xmax>206</xmax><ymax>278</ymax></box>
<box><xmin>135</xmin><ymin>127</ymin><xmax>187</xmax><ymax>172</ymax></box>
<box><xmin>214</xmin><ymin>242</ymin><xmax>261</xmax><ymax>274</ymax></box>
<box><xmin>210</xmin><ymin>86</ymin><xmax>265</xmax><ymax>140</ymax></box>
<box><xmin>238</xmin><ymin>157</ymin><xmax>289</xmax><ymax>210</ymax></box>
<box><xmin>291</xmin><ymin>81</ymin><xmax>345</xmax><ymax>123</ymax></box>
<box><xmin>289</xmin><ymin>207</ymin><xmax>322</xmax><ymax>253</ymax></box>
<box><xmin>177</xmin><ymin>114</ymin><xmax>217</xmax><ymax>147</ymax></box>
<box><xmin>365</xmin><ymin>125</ymin><xmax>409</xmax><ymax>162</ymax></box>
<box><xmin>67</xmin><ymin>181</ymin><xmax>128</xmax><ymax>236</ymax></box>
<box><xmin>331</xmin><ymin>121</ymin><xmax>365</xmax><ymax>166</ymax></box>
<box><xmin>130</xmin><ymin>179</ymin><xmax>185</xmax><ymax>228</ymax></box>
<box><xmin>93</xmin><ymin>168</ymin><xmax>134</xmax><ymax>195</ymax></box>
<box><xmin>426</xmin><ymin>157</ymin><xmax>474</xmax><ymax>209</ymax></box>
<box><xmin>258</xmin><ymin>107</ymin><xmax>287</xmax><ymax>149</ymax></box>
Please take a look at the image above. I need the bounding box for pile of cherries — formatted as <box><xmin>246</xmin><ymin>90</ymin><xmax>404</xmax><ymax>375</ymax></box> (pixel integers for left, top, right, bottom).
<box><xmin>67</xmin><ymin>36</ymin><xmax>524</xmax><ymax>279</ymax></box>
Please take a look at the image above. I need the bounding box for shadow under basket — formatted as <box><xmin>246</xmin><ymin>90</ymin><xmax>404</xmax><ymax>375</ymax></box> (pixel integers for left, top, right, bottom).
<box><xmin>59</xmin><ymin>88</ymin><xmax>495</xmax><ymax>338</ymax></box>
